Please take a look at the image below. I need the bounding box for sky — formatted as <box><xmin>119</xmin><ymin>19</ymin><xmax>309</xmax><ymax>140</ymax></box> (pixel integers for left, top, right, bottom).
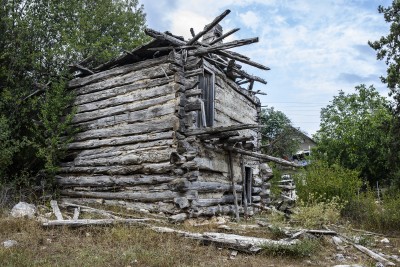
<box><xmin>139</xmin><ymin>0</ymin><xmax>392</xmax><ymax>136</ymax></box>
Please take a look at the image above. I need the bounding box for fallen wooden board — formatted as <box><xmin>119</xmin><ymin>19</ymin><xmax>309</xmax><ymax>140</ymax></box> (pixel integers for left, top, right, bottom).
<box><xmin>151</xmin><ymin>226</ymin><xmax>299</xmax><ymax>253</ymax></box>
<box><xmin>50</xmin><ymin>200</ymin><xmax>64</xmax><ymax>221</ymax></box>
<box><xmin>42</xmin><ymin>218</ymin><xmax>151</xmax><ymax>227</ymax></box>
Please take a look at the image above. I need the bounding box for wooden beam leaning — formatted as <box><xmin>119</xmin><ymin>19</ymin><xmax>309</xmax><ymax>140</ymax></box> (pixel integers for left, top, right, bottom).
<box><xmin>228</xmin><ymin>151</ymin><xmax>240</xmax><ymax>222</ymax></box>
<box><xmin>215</xmin><ymin>50</ymin><xmax>270</xmax><ymax>71</ymax></box>
<box><xmin>209</xmin><ymin>28</ymin><xmax>240</xmax><ymax>45</ymax></box>
<box><xmin>187</xmin><ymin>9</ymin><xmax>231</xmax><ymax>45</ymax></box>
<box><xmin>225</xmin><ymin>146</ymin><xmax>301</xmax><ymax>168</ymax></box>
<box><xmin>188</xmin><ymin>37</ymin><xmax>259</xmax><ymax>56</ymax></box>
<box><xmin>184</xmin><ymin>124</ymin><xmax>261</xmax><ymax>136</ymax></box>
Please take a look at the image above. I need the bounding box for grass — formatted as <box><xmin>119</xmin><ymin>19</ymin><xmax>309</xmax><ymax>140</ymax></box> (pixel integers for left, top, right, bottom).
<box><xmin>0</xmin><ymin>215</ymin><xmax>312</xmax><ymax>267</ymax></box>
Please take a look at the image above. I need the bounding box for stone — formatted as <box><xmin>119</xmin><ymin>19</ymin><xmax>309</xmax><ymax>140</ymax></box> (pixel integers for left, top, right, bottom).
<box><xmin>10</xmin><ymin>202</ymin><xmax>36</xmax><ymax>219</ymax></box>
<box><xmin>3</xmin><ymin>240</ymin><xmax>18</xmax><ymax>248</ymax></box>
<box><xmin>334</xmin><ymin>254</ymin><xmax>345</xmax><ymax>262</ymax></box>
<box><xmin>380</xmin><ymin>238</ymin><xmax>390</xmax><ymax>244</ymax></box>
<box><xmin>169</xmin><ymin>213</ymin><xmax>187</xmax><ymax>223</ymax></box>
<box><xmin>376</xmin><ymin>262</ymin><xmax>384</xmax><ymax>267</ymax></box>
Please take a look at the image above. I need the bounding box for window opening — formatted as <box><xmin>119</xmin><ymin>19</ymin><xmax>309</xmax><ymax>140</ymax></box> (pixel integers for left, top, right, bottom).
<box><xmin>198</xmin><ymin>68</ymin><xmax>215</xmax><ymax>127</ymax></box>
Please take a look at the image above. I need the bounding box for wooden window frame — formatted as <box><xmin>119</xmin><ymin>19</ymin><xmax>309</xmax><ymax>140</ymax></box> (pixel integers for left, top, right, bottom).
<box><xmin>198</xmin><ymin>66</ymin><xmax>215</xmax><ymax>128</ymax></box>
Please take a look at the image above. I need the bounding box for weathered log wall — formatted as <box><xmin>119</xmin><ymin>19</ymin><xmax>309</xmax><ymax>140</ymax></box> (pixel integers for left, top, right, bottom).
<box><xmin>60</xmin><ymin>50</ymin><xmax>269</xmax><ymax>217</ymax></box>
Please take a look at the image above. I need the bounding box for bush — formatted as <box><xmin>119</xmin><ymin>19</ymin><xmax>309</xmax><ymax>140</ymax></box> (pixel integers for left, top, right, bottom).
<box><xmin>261</xmin><ymin>239</ymin><xmax>319</xmax><ymax>258</ymax></box>
<box><xmin>291</xmin><ymin>194</ymin><xmax>344</xmax><ymax>228</ymax></box>
<box><xmin>343</xmin><ymin>189</ymin><xmax>400</xmax><ymax>233</ymax></box>
<box><xmin>294</xmin><ymin>160</ymin><xmax>362</xmax><ymax>205</ymax></box>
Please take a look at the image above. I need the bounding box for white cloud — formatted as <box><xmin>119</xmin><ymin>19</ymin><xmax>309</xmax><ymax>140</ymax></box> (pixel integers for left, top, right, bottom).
<box><xmin>239</xmin><ymin>11</ymin><xmax>261</xmax><ymax>32</ymax></box>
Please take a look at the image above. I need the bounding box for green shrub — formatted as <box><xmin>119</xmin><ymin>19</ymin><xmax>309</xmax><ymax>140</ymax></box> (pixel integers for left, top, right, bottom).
<box><xmin>261</xmin><ymin>239</ymin><xmax>319</xmax><ymax>258</ymax></box>
<box><xmin>343</xmin><ymin>189</ymin><xmax>400</xmax><ymax>233</ymax></box>
<box><xmin>294</xmin><ymin>160</ymin><xmax>362</xmax><ymax>205</ymax></box>
<box><xmin>291</xmin><ymin>195</ymin><xmax>344</xmax><ymax>228</ymax></box>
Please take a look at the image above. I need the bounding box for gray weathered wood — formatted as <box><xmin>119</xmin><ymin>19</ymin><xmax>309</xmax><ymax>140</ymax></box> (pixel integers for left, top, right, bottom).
<box><xmin>50</xmin><ymin>200</ymin><xmax>64</xmax><ymax>221</ymax></box>
<box><xmin>43</xmin><ymin>218</ymin><xmax>150</xmax><ymax>227</ymax></box>
<box><xmin>189</xmin><ymin>37</ymin><xmax>259</xmax><ymax>56</ymax></box>
<box><xmin>187</xmin><ymin>10</ymin><xmax>231</xmax><ymax>45</ymax></box>
<box><xmin>61</xmin><ymin>189</ymin><xmax>180</xmax><ymax>202</ymax></box>
<box><xmin>57</xmin><ymin>175</ymin><xmax>176</xmax><ymax>187</ymax></box>
<box><xmin>185</xmin><ymin>124</ymin><xmax>260</xmax><ymax>136</ymax></box>
<box><xmin>73</xmin><ymin>116</ymin><xmax>177</xmax><ymax>142</ymax></box>
<box><xmin>225</xmin><ymin>146</ymin><xmax>300</xmax><ymax>167</ymax></box>
<box><xmin>353</xmin><ymin>244</ymin><xmax>395</xmax><ymax>266</ymax></box>
<box><xmin>209</xmin><ymin>28</ymin><xmax>240</xmax><ymax>45</ymax></box>
<box><xmin>59</xmin><ymin>162</ymin><xmax>172</xmax><ymax>175</ymax></box>
<box><xmin>76</xmin><ymin>83</ymin><xmax>175</xmax><ymax>113</ymax></box>
<box><xmin>73</xmin><ymin>90</ymin><xmax>175</xmax><ymax>124</ymax></box>
<box><xmin>68</xmin><ymin>55</ymin><xmax>170</xmax><ymax>89</ymax></box>
<box><xmin>68</xmin><ymin>131</ymin><xmax>173</xmax><ymax>150</ymax></box>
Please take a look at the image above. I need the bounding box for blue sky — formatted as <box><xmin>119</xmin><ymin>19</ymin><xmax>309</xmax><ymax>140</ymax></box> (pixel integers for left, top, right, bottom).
<box><xmin>139</xmin><ymin>0</ymin><xmax>392</xmax><ymax>136</ymax></box>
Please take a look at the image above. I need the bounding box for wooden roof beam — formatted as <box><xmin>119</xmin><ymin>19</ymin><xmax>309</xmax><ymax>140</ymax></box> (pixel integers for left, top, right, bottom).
<box><xmin>209</xmin><ymin>28</ymin><xmax>240</xmax><ymax>45</ymax></box>
<box><xmin>187</xmin><ymin>9</ymin><xmax>231</xmax><ymax>45</ymax></box>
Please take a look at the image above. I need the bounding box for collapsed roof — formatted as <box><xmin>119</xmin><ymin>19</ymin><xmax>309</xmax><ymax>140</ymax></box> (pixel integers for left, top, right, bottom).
<box><xmin>70</xmin><ymin>9</ymin><xmax>269</xmax><ymax>96</ymax></box>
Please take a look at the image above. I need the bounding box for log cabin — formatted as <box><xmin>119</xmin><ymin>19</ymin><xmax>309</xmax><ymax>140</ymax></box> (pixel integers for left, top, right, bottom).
<box><xmin>57</xmin><ymin>10</ymin><xmax>298</xmax><ymax>219</ymax></box>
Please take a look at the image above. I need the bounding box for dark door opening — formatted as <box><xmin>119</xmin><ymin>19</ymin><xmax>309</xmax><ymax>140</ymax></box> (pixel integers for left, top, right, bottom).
<box><xmin>242</xmin><ymin>167</ymin><xmax>252</xmax><ymax>205</ymax></box>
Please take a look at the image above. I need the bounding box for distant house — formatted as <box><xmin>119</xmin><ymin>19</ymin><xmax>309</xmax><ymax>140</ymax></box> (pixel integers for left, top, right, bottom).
<box><xmin>291</xmin><ymin>129</ymin><xmax>316</xmax><ymax>165</ymax></box>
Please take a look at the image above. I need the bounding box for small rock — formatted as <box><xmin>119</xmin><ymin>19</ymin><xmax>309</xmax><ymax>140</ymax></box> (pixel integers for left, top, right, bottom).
<box><xmin>334</xmin><ymin>254</ymin><xmax>345</xmax><ymax>262</ymax></box>
<box><xmin>10</xmin><ymin>202</ymin><xmax>36</xmax><ymax>219</ymax></box>
<box><xmin>380</xmin><ymin>238</ymin><xmax>390</xmax><ymax>244</ymax></box>
<box><xmin>332</xmin><ymin>236</ymin><xmax>343</xmax><ymax>245</ymax></box>
<box><xmin>229</xmin><ymin>250</ymin><xmax>238</xmax><ymax>260</ymax></box>
<box><xmin>3</xmin><ymin>240</ymin><xmax>18</xmax><ymax>248</ymax></box>
<box><xmin>376</xmin><ymin>262</ymin><xmax>384</xmax><ymax>267</ymax></box>
<box><xmin>169</xmin><ymin>213</ymin><xmax>187</xmax><ymax>223</ymax></box>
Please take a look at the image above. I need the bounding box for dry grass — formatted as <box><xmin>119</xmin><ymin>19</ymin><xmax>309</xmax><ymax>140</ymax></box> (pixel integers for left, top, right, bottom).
<box><xmin>1</xmin><ymin>208</ymin><xmax>397</xmax><ymax>267</ymax></box>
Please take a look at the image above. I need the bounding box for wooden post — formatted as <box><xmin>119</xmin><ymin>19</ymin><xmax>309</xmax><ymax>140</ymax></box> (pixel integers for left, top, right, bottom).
<box><xmin>228</xmin><ymin>151</ymin><xmax>240</xmax><ymax>222</ymax></box>
<box><xmin>240</xmin><ymin>155</ymin><xmax>248</xmax><ymax>219</ymax></box>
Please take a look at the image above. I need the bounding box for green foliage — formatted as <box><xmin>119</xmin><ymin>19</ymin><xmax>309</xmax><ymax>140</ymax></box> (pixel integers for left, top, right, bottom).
<box><xmin>343</xmin><ymin>189</ymin><xmax>400</xmax><ymax>233</ymax></box>
<box><xmin>291</xmin><ymin>195</ymin><xmax>344</xmax><ymax>228</ymax></box>
<box><xmin>369</xmin><ymin>1</ymin><xmax>400</xmax><ymax>188</ymax></box>
<box><xmin>260</xmin><ymin>107</ymin><xmax>301</xmax><ymax>158</ymax></box>
<box><xmin>314</xmin><ymin>84</ymin><xmax>392</xmax><ymax>185</ymax></box>
<box><xmin>0</xmin><ymin>0</ymin><xmax>149</xmax><ymax>188</ymax></box>
<box><xmin>368</xmin><ymin>1</ymin><xmax>400</xmax><ymax>114</ymax></box>
<box><xmin>294</xmin><ymin>160</ymin><xmax>362</xmax><ymax>205</ymax></box>
<box><xmin>261</xmin><ymin>239</ymin><xmax>319</xmax><ymax>258</ymax></box>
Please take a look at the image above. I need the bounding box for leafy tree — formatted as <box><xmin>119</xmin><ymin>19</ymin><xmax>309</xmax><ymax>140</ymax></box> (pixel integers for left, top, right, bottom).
<box><xmin>260</xmin><ymin>107</ymin><xmax>301</xmax><ymax>158</ymax></box>
<box><xmin>314</xmin><ymin>85</ymin><xmax>392</xmax><ymax>185</ymax></box>
<box><xmin>369</xmin><ymin>1</ymin><xmax>400</xmax><ymax>187</ymax></box>
<box><xmin>0</xmin><ymin>0</ymin><xmax>149</xmax><ymax>187</ymax></box>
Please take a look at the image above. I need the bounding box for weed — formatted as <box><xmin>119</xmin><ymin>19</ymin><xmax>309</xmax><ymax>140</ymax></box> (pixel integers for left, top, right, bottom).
<box><xmin>291</xmin><ymin>195</ymin><xmax>343</xmax><ymax>228</ymax></box>
<box><xmin>261</xmin><ymin>239</ymin><xmax>319</xmax><ymax>258</ymax></box>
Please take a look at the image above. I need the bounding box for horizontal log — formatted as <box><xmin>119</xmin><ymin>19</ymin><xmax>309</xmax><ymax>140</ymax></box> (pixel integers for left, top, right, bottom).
<box><xmin>43</xmin><ymin>218</ymin><xmax>151</xmax><ymax>227</ymax></box>
<box><xmin>68</xmin><ymin>131</ymin><xmax>173</xmax><ymax>150</ymax></box>
<box><xmin>174</xmin><ymin>180</ymin><xmax>242</xmax><ymax>193</ymax></box>
<box><xmin>72</xmin><ymin>63</ymin><xmax>173</xmax><ymax>96</ymax></box>
<box><xmin>73</xmin><ymin>116</ymin><xmax>177</xmax><ymax>142</ymax></box>
<box><xmin>56</xmin><ymin>175</ymin><xmax>176</xmax><ymax>187</ymax></box>
<box><xmin>73</xmin><ymin>150</ymin><xmax>172</xmax><ymax>167</ymax></box>
<box><xmin>184</xmin><ymin>99</ymin><xmax>202</xmax><ymax>112</ymax></box>
<box><xmin>191</xmin><ymin>195</ymin><xmax>238</xmax><ymax>207</ymax></box>
<box><xmin>61</xmin><ymin>198</ymin><xmax>177</xmax><ymax>215</ymax></box>
<box><xmin>74</xmin><ymin>139</ymin><xmax>174</xmax><ymax>159</ymax></box>
<box><xmin>76</xmin><ymin>83</ymin><xmax>175</xmax><ymax>113</ymax></box>
<box><xmin>198</xmin><ymin>131</ymin><xmax>240</xmax><ymax>140</ymax></box>
<box><xmin>226</xmin><ymin>147</ymin><xmax>300</xmax><ymax>167</ymax></box>
<box><xmin>76</xmin><ymin>104</ymin><xmax>176</xmax><ymax>134</ymax></box>
<box><xmin>73</xmin><ymin>90</ymin><xmax>175</xmax><ymax>124</ymax></box>
<box><xmin>61</xmin><ymin>189</ymin><xmax>180</xmax><ymax>202</ymax></box>
<box><xmin>68</xmin><ymin>55</ymin><xmax>171</xmax><ymax>89</ymax></box>
<box><xmin>74</xmin><ymin>76</ymin><xmax>172</xmax><ymax>106</ymax></box>
<box><xmin>185</xmin><ymin>124</ymin><xmax>261</xmax><ymax>136</ymax></box>
<box><xmin>59</xmin><ymin>162</ymin><xmax>172</xmax><ymax>175</ymax></box>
